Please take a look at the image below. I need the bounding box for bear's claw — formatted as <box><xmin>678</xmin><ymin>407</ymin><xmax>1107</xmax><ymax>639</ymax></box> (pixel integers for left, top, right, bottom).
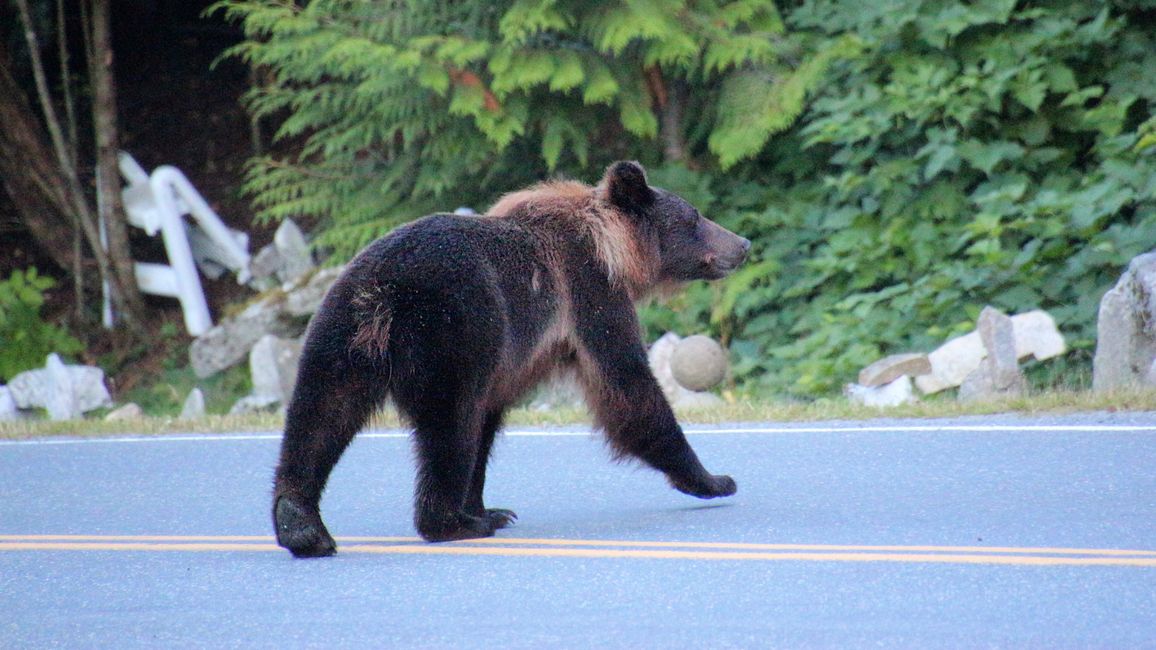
<box><xmin>484</xmin><ymin>508</ymin><xmax>518</xmax><ymax>530</ymax></box>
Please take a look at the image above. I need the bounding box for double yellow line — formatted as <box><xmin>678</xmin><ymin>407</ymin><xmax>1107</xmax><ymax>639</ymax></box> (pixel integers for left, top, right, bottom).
<box><xmin>3</xmin><ymin>535</ymin><xmax>1156</xmax><ymax>567</ymax></box>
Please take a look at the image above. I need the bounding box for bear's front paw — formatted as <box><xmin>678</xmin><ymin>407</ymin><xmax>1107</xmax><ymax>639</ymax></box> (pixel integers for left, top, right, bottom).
<box><xmin>274</xmin><ymin>496</ymin><xmax>337</xmax><ymax>558</ymax></box>
<box><xmin>671</xmin><ymin>473</ymin><xmax>737</xmax><ymax>499</ymax></box>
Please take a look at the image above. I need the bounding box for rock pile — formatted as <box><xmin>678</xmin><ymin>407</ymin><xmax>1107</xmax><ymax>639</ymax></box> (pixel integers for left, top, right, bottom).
<box><xmin>1</xmin><ymin>354</ymin><xmax>113</xmax><ymax>421</ymax></box>
<box><xmin>847</xmin><ymin>308</ymin><xmax>1066</xmax><ymax>407</ymax></box>
<box><xmin>187</xmin><ymin>218</ymin><xmax>341</xmax><ymax>414</ymax></box>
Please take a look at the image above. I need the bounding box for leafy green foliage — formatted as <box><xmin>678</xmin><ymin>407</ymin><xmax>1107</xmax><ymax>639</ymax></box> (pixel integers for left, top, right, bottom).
<box><xmin>212</xmin><ymin>0</ymin><xmax>829</xmax><ymax>257</ymax></box>
<box><xmin>0</xmin><ymin>269</ymin><xmax>83</xmax><ymax>381</ymax></box>
<box><xmin>219</xmin><ymin>0</ymin><xmax>1155</xmax><ymax>398</ymax></box>
<box><xmin>646</xmin><ymin>0</ymin><xmax>1155</xmax><ymax>396</ymax></box>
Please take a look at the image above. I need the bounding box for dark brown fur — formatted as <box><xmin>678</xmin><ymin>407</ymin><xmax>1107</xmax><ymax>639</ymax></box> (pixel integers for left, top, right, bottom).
<box><xmin>271</xmin><ymin>161</ymin><xmax>750</xmax><ymax>558</ymax></box>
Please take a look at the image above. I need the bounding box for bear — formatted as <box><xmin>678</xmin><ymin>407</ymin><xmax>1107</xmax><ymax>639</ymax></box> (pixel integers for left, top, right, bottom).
<box><xmin>272</xmin><ymin>160</ymin><xmax>750</xmax><ymax>558</ymax></box>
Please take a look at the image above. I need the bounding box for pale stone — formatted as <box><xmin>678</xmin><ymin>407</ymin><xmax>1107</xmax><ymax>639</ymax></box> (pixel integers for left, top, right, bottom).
<box><xmin>958</xmin><ymin>307</ymin><xmax>1025</xmax><ymax>402</ymax></box>
<box><xmin>247</xmin><ymin>244</ymin><xmax>282</xmax><ymax>291</ymax></box>
<box><xmin>1013</xmin><ymin>310</ymin><xmax>1066</xmax><ymax>361</ymax></box>
<box><xmin>915</xmin><ymin>332</ymin><xmax>986</xmax><ymax>394</ymax></box>
<box><xmin>189</xmin><ymin>295</ymin><xmax>302</xmax><ymax>378</ymax></box>
<box><xmin>229</xmin><ymin>394</ymin><xmax>280</xmax><ymax>415</ymax></box>
<box><xmin>845</xmin><ymin>375</ymin><xmax>916</xmax><ymax>408</ymax></box>
<box><xmin>1093</xmin><ymin>251</ymin><xmax>1156</xmax><ymax>390</ymax></box>
<box><xmin>649</xmin><ymin>332</ymin><xmax>686</xmax><ymax>403</ymax></box>
<box><xmin>858</xmin><ymin>353</ymin><xmax>932</xmax><ymax>387</ymax></box>
<box><xmin>9</xmin><ymin>354</ymin><xmax>112</xmax><ymax>419</ymax></box>
<box><xmin>671</xmin><ymin>390</ymin><xmax>724</xmax><ymax>409</ymax></box>
<box><xmin>284</xmin><ymin>266</ymin><xmax>343</xmax><ymax>317</ymax></box>
<box><xmin>0</xmin><ymin>386</ymin><xmax>18</xmax><ymax>421</ymax></box>
<box><xmin>179</xmin><ymin>388</ymin><xmax>206</xmax><ymax>420</ymax></box>
<box><xmin>648</xmin><ymin>332</ymin><xmax>724</xmax><ymax>408</ymax></box>
<box><xmin>670</xmin><ymin>335</ymin><xmax>727</xmax><ymax>391</ymax></box>
<box><xmin>529</xmin><ymin>372</ymin><xmax>585</xmax><ymax>411</ymax></box>
<box><xmin>273</xmin><ymin>219</ymin><xmax>314</xmax><ymax>284</ymax></box>
<box><xmin>916</xmin><ymin>310</ymin><xmax>1067</xmax><ymax>394</ymax></box>
<box><xmin>105</xmin><ymin>403</ymin><xmax>144</xmax><ymax>421</ymax></box>
<box><xmin>977</xmin><ymin>306</ymin><xmax>1024</xmax><ymax>391</ymax></box>
<box><xmin>249</xmin><ymin>335</ymin><xmax>303</xmax><ymax>404</ymax></box>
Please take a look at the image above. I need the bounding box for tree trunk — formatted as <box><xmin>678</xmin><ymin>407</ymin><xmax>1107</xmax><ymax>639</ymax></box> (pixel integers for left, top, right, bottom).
<box><xmin>0</xmin><ymin>34</ymin><xmax>78</xmax><ymax>273</ymax></box>
<box><xmin>90</xmin><ymin>0</ymin><xmax>147</xmax><ymax>329</ymax></box>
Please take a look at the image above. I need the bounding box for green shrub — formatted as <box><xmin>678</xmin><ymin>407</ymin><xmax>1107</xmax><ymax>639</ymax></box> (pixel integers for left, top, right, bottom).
<box><xmin>219</xmin><ymin>0</ymin><xmax>1155</xmax><ymax>397</ymax></box>
<box><xmin>644</xmin><ymin>0</ymin><xmax>1156</xmax><ymax>396</ymax></box>
<box><xmin>0</xmin><ymin>269</ymin><xmax>83</xmax><ymax>381</ymax></box>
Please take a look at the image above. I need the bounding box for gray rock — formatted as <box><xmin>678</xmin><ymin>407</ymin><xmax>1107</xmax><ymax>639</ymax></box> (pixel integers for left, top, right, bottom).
<box><xmin>1013</xmin><ymin>310</ymin><xmax>1066</xmax><ymax>361</ymax></box>
<box><xmin>273</xmin><ymin>219</ymin><xmax>315</xmax><ymax>284</ymax></box>
<box><xmin>284</xmin><ymin>266</ymin><xmax>343</xmax><ymax>317</ymax></box>
<box><xmin>845</xmin><ymin>375</ymin><xmax>916</xmax><ymax>408</ymax></box>
<box><xmin>249</xmin><ymin>334</ymin><xmax>303</xmax><ymax>404</ymax></box>
<box><xmin>229</xmin><ymin>394</ymin><xmax>280</xmax><ymax>415</ymax></box>
<box><xmin>916</xmin><ymin>310</ymin><xmax>1066</xmax><ymax>394</ymax></box>
<box><xmin>189</xmin><ymin>295</ymin><xmax>304</xmax><ymax>379</ymax></box>
<box><xmin>670</xmin><ymin>335</ymin><xmax>727</xmax><ymax>391</ymax></box>
<box><xmin>247</xmin><ymin>244</ymin><xmax>283</xmax><ymax>291</ymax></box>
<box><xmin>0</xmin><ymin>386</ymin><xmax>18</xmax><ymax>421</ymax></box>
<box><xmin>977</xmin><ymin>306</ymin><xmax>1024</xmax><ymax>391</ymax></box>
<box><xmin>858</xmin><ymin>353</ymin><xmax>932</xmax><ymax>388</ymax></box>
<box><xmin>105</xmin><ymin>403</ymin><xmax>144</xmax><ymax>421</ymax></box>
<box><xmin>179</xmin><ymin>388</ymin><xmax>206</xmax><ymax>420</ymax></box>
<box><xmin>959</xmin><ymin>307</ymin><xmax>1025</xmax><ymax>402</ymax></box>
<box><xmin>9</xmin><ymin>354</ymin><xmax>112</xmax><ymax>420</ymax></box>
<box><xmin>1093</xmin><ymin>250</ymin><xmax>1156</xmax><ymax>390</ymax></box>
<box><xmin>529</xmin><ymin>372</ymin><xmax>585</xmax><ymax>411</ymax></box>
<box><xmin>647</xmin><ymin>332</ymin><xmax>724</xmax><ymax>409</ymax></box>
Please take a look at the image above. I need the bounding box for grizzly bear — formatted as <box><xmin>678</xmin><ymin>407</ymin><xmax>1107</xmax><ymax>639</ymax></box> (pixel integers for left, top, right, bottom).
<box><xmin>272</xmin><ymin>161</ymin><xmax>750</xmax><ymax>558</ymax></box>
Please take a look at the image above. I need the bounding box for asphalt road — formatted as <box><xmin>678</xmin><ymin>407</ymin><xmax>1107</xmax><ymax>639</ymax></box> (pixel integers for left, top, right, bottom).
<box><xmin>2</xmin><ymin>413</ymin><xmax>1156</xmax><ymax>648</ymax></box>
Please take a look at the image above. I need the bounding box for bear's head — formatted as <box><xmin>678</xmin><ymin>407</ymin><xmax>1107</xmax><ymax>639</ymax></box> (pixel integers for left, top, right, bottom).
<box><xmin>602</xmin><ymin>161</ymin><xmax>750</xmax><ymax>283</ymax></box>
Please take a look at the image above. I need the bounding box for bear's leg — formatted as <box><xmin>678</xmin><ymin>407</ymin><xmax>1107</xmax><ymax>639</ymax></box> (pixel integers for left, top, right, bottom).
<box><xmin>273</xmin><ymin>361</ymin><xmax>388</xmax><ymax>558</ymax></box>
<box><xmin>572</xmin><ymin>284</ymin><xmax>736</xmax><ymax>500</ymax></box>
<box><xmin>408</xmin><ymin>405</ymin><xmax>502</xmax><ymax>542</ymax></box>
<box><xmin>463</xmin><ymin>409</ymin><xmax>516</xmax><ymax>531</ymax></box>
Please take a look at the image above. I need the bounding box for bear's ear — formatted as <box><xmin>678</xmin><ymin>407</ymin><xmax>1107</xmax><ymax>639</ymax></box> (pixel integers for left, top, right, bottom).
<box><xmin>603</xmin><ymin>161</ymin><xmax>654</xmax><ymax>212</ymax></box>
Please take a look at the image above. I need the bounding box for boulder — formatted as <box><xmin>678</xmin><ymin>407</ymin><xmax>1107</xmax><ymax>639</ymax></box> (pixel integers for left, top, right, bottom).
<box><xmin>249</xmin><ymin>334</ymin><xmax>303</xmax><ymax>405</ymax></box>
<box><xmin>858</xmin><ymin>353</ymin><xmax>931</xmax><ymax>388</ymax></box>
<box><xmin>9</xmin><ymin>354</ymin><xmax>112</xmax><ymax>420</ymax></box>
<box><xmin>1093</xmin><ymin>250</ymin><xmax>1156</xmax><ymax>390</ymax></box>
<box><xmin>916</xmin><ymin>309</ymin><xmax>1066</xmax><ymax>394</ymax></box>
<box><xmin>648</xmin><ymin>333</ymin><xmax>724</xmax><ymax>409</ymax></box>
<box><xmin>845</xmin><ymin>375</ymin><xmax>916</xmax><ymax>408</ymax></box>
<box><xmin>0</xmin><ymin>386</ymin><xmax>18</xmax><ymax>421</ymax></box>
<box><xmin>179</xmin><ymin>388</ymin><xmax>206</xmax><ymax>420</ymax></box>
<box><xmin>247</xmin><ymin>219</ymin><xmax>316</xmax><ymax>291</ymax></box>
<box><xmin>229</xmin><ymin>394</ymin><xmax>280</xmax><ymax>415</ymax></box>
<box><xmin>958</xmin><ymin>306</ymin><xmax>1025</xmax><ymax>402</ymax></box>
<box><xmin>105</xmin><ymin>403</ymin><xmax>144</xmax><ymax>421</ymax></box>
<box><xmin>529</xmin><ymin>372</ymin><xmax>585</xmax><ymax>411</ymax></box>
<box><xmin>284</xmin><ymin>266</ymin><xmax>343</xmax><ymax>317</ymax></box>
<box><xmin>670</xmin><ymin>335</ymin><xmax>727</xmax><ymax>391</ymax></box>
<box><xmin>273</xmin><ymin>218</ymin><xmax>315</xmax><ymax>284</ymax></box>
<box><xmin>190</xmin><ymin>297</ymin><xmax>285</xmax><ymax>378</ymax></box>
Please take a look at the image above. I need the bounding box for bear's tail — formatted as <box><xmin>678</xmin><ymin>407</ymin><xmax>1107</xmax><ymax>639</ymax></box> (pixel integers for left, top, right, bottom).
<box><xmin>349</xmin><ymin>283</ymin><xmax>393</xmax><ymax>360</ymax></box>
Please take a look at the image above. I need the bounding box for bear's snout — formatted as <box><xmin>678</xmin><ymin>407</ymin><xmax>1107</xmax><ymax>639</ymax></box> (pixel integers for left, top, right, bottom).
<box><xmin>702</xmin><ymin>227</ymin><xmax>750</xmax><ymax>278</ymax></box>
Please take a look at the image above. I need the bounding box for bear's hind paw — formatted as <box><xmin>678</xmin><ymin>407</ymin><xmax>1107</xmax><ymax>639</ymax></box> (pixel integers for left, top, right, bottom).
<box><xmin>484</xmin><ymin>508</ymin><xmax>517</xmax><ymax>530</ymax></box>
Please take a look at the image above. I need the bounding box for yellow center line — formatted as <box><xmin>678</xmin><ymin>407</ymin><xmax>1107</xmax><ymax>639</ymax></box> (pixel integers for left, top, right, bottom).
<box><xmin>5</xmin><ymin>535</ymin><xmax>1155</xmax><ymax>557</ymax></box>
<box><xmin>2</xmin><ymin>534</ymin><xmax>1155</xmax><ymax>566</ymax></box>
